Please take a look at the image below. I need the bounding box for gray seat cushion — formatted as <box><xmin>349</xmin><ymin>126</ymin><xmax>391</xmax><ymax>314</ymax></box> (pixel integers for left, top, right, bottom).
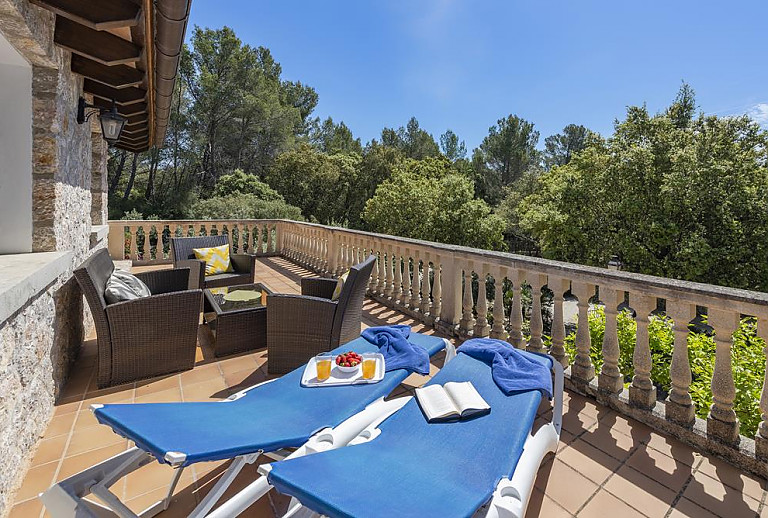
<box><xmin>104</xmin><ymin>270</ymin><xmax>151</xmax><ymax>305</ymax></box>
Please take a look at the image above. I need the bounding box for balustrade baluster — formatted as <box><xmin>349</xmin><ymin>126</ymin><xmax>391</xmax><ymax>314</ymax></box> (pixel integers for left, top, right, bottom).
<box><xmin>368</xmin><ymin>246</ymin><xmax>379</xmax><ymax>292</ymax></box>
<box><xmin>129</xmin><ymin>226</ymin><xmax>138</xmax><ymax>261</ymax></box>
<box><xmin>706</xmin><ymin>308</ymin><xmax>740</xmax><ymax>444</ymax></box>
<box><xmin>459</xmin><ymin>264</ymin><xmax>475</xmax><ymax>334</ymax></box>
<box><xmin>401</xmin><ymin>253</ymin><xmax>412</xmax><ymax>307</ymax></box>
<box><xmin>390</xmin><ymin>247</ymin><xmax>401</xmax><ymax>300</ymax></box>
<box><xmin>490</xmin><ymin>267</ymin><xmax>508</xmax><ymax>340</ymax></box>
<box><xmin>409</xmin><ymin>254</ymin><xmax>421</xmax><ymax>310</ymax></box>
<box><xmin>527</xmin><ymin>273</ymin><xmax>546</xmax><ymax>353</ymax></box>
<box><xmin>629</xmin><ymin>294</ymin><xmax>657</xmax><ymax>409</ymax></box>
<box><xmin>571</xmin><ymin>282</ymin><xmax>595</xmax><ymax>383</ymax></box>
<box><xmin>431</xmin><ymin>258</ymin><xmax>442</xmax><ymax>318</ymax></box>
<box><xmin>473</xmin><ymin>267</ymin><xmax>490</xmax><ymax>337</ymax></box>
<box><xmin>375</xmin><ymin>246</ymin><xmax>385</xmax><ymax>294</ymax></box>
<box><xmin>665</xmin><ymin>299</ymin><xmax>695</xmax><ymax>426</ymax></box>
<box><xmin>599</xmin><ymin>286</ymin><xmax>623</xmax><ymax>395</ymax></box>
<box><xmin>509</xmin><ymin>270</ymin><xmax>523</xmax><ymax>348</ymax></box>
<box><xmin>756</xmin><ymin>316</ymin><xmax>768</xmax><ymax>459</ymax></box>
<box><xmin>420</xmin><ymin>257</ymin><xmax>432</xmax><ymax>315</ymax></box>
<box><xmin>548</xmin><ymin>277</ymin><xmax>569</xmax><ymax>366</ymax></box>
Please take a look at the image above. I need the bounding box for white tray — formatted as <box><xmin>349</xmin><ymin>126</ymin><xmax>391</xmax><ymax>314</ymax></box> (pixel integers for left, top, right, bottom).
<box><xmin>301</xmin><ymin>353</ymin><xmax>386</xmax><ymax>387</ymax></box>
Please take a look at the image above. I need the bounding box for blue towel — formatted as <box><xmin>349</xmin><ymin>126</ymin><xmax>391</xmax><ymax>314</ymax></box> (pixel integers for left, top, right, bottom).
<box><xmin>458</xmin><ymin>338</ymin><xmax>553</xmax><ymax>398</ymax></box>
<box><xmin>361</xmin><ymin>325</ymin><xmax>430</xmax><ymax>375</ymax></box>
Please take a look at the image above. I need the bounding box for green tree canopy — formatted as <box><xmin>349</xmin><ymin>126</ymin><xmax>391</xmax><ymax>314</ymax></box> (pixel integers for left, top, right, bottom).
<box><xmin>476</xmin><ymin>114</ymin><xmax>540</xmax><ymax>187</ymax></box>
<box><xmin>213</xmin><ymin>169</ymin><xmax>284</xmax><ymax>200</ymax></box>
<box><xmin>310</xmin><ymin>117</ymin><xmax>363</xmax><ymax>154</ymax></box>
<box><xmin>189</xmin><ymin>193</ymin><xmax>303</xmax><ymax>220</ymax></box>
<box><xmin>381</xmin><ymin>117</ymin><xmax>440</xmax><ymax>159</ymax></box>
<box><xmin>518</xmin><ymin>86</ymin><xmax>768</xmax><ymax>290</ymax></box>
<box><xmin>439</xmin><ymin>129</ymin><xmax>467</xmax><ymax>161</ymax></box>
<box><xmin>362</xmin><ymin>157</ymin><xmax>506</xmax><ymax>250</ymax></box>
<box><xmin>542</xmin><ymin>124</ymin><xmax>592</xmax><ymax>169</ymax></box>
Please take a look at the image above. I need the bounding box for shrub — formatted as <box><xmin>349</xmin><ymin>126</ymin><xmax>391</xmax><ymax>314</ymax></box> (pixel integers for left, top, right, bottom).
<box><xmin>188</xmin><ymin>193</ymin><xmax>303</xmax><ymax>221</ymax></box>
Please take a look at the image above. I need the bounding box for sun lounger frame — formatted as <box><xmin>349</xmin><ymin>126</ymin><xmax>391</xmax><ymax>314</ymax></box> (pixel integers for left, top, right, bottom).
<box><xmin>41</xmin><ymin>338</ymin><xmax>455</xmax><ymax>518</ymax></box>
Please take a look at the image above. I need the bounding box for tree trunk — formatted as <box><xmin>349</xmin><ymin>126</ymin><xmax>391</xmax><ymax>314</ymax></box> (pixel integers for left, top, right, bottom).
<box><xmin>145</xmin><ymin>150</ymin><xmax>159</xmax><ymax>200</ymax></box>
<box><xmin>109</xmin><ymin>150</ymin><xmax>127</xmax><ymax>195</ymax></box>
<box><xmin>122</xmin><ymin>153</ymin><xmax>138</xmax><ymax>202</ymax></box>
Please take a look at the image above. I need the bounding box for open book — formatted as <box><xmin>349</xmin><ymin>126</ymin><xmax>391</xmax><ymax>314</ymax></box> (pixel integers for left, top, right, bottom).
<box><xmin>415</xmin><ymin>381</ymin><xmax>490</xmax><ymax>422</ymax></box>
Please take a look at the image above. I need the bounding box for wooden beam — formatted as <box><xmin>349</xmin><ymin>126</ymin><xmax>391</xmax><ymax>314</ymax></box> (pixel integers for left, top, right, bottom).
<box><xmin>31</xmin><ymin>0</ymin><xmax>140</xmax><ymax>30</ymax></box>
<box><xmin>84</xmin><ymin>79</ymin><xmax>146</xmax><ymax>106</ymax></box>
<box><xmin>124</xmin><ymin>114</ymin><xmax>148</xmax><ymax>126</ymax></box>
<box><xmin>92</xmin><ymin>98</ymin><xmax>147</xmax><ymax>116</ymax></box>
<box><xmin>121</xmin><ymin>126</ymin><xmax>149</xmax><ymax>137</ymax></box>
<box><xmin>55</xmin><ymin>17</ymin><xmax>141</xmax><ymax>66</ymax></box>
<box><xmin>71</xmin><ymin>55</ymin><xmax>144</xmax><ymax>89</ymax></box>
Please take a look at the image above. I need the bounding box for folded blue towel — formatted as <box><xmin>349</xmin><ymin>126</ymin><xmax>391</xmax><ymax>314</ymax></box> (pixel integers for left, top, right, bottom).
<box><xmin>361</xmin><ymin>325</ymin><xmax>430</xmax><ymax>375</ymax></box>
<box><xmin>458</xmin><ymin>338</ymin><xmax>553</xmax><ymax>398</ymax></box>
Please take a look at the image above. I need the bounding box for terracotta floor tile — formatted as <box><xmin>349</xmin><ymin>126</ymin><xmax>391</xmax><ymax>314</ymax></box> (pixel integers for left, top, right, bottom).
<box><xmin>52</xmin><ymin>398</ymin><xmax>82</xmax><ymax>417</ymax></box>
<box><xmin>134</xmin><ymin>375</ymin><xmax>181</xmax><ymax>397</ymax></box>
<box><xmin>644</xmin><ymin>432</ymin><xmax>697</xmax><ymax>467</ymax></box>
<box><xmin>217</xmin><ymin>354</ymin><xmax>259</xmax><ymax>376</ymax></box>
<box><xmin>123</xmin><ymin>461</ymin><xmax>195</xmax><ymax>500</ymax></box>
<box><xmin>561</xmin><ymin>408</ymin><xmax>597</xmax><ymax>436</ymax></box>
<box><xmin>625</xmin><ymin>443</ymin><xmax>695</xmax><ymax>492</ymax></box>
<box><xmin>603</xmin><ymin>465</ymin><xmax>678</xmax><ymax>518</ymax></box>
<box><xmin>577</xmin><ymin>489</ymin><xmax>646</xmax><ymax>517</ymax></box>
<box><xmin>13</xmin><ymin>461</ymin><xmax>58</xmax><ymax>503</ymax></box>
<box><xmin>8</xmin><ymin>498</ymin><xmax>43</xmax><ymax>518</ymax></box>
<box><xmin>125</xmin><ymin>485</ymin><xmax>199</xmax><ymax>517</ymax></box>
<box><xmin>558</xmin><ymin>438</ymin><xmax>621</xmax><ymax>485</ymax></box>
<box><xmin>581</xmin><ymin>421</ymin><xmax>639</xmax><ymax>462</ymax></box>
<box><xmin>682</xmin><ymin>469</ymin><xmax>761</xmax><ymax>518</ymax></box>
<box><xmin>182</xmin><ymin>377</ymin><xmax>229</xmax><ymax>401</ymax></box>
<box><xmin>537</xmin><ymin>459</ymin><xmax>598</xmax><ymax>514</ymax></box>
<box><xmin>525</xmin><ymin>488</ymin><xmax>573</xmax><ymax>517</ymax></box>
<box><xmin>81</xmin><ymin>387</ymin><xmax>135</xmax><ymax>406</ymax></box>
<box><xmin>57</xmin><ymin>444</ymin><xmax>132</xmax><ymax>481</ymax></box>
<box><xmin>72</xmin><ymin>408</ymin><xmax>101</xmax><ymax>432</ymax></box>
<box><xmin>65</xmin><ymin>424</ymin><xmax>126</xmax><ymax>457</ymax></box>
<box><xmin>606</xmin><ymin>413</ymin><xmax>654</xmax><ymax>439</ymax></box>
<box><xmin>31</xmin><ymin>435</ymin><xmax>68</xmax><ymax>467</ymax></box>
<box><xmin>695</xmin><ymin>453</ymin><xmax>767</xmax><ymax>501</ymax></box>
<box><xmin>180</xmin><ymin>363</ymin><xmax>223</xmax><ymax>386</ymax></box>
<box><xmin>668</xmin><ymin>497</ymin><xmax>721</xmax><ymax>518</ymax></box>
<box><xmin>43</xmin><ymin>412</ymin><xmax>76</xmax><ymax>439</ymax></box>
<box><xmin>134</xmin><ymin>386</ymin><xmax>182</xmax><ymax>404</ymax></box>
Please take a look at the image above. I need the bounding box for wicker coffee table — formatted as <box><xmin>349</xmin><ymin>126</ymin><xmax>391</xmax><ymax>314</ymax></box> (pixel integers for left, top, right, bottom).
<box><xmin>203</xmin><ymin>283</ymin><xmax>272</xmax><ymax>357</ymax></box>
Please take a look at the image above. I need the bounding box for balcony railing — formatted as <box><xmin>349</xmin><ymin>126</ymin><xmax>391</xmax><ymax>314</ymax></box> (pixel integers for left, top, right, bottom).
<box><xmin>109</xmin><ymin>218</ymin><xmax>768</xmax><ymax>478</ymax></box>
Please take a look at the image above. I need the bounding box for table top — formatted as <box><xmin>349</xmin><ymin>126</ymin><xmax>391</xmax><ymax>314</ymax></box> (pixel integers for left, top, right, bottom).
<box><xmin>204</xmin><ymin>283</ymin><xmax>272</xmax><ymax>315</ymax></box>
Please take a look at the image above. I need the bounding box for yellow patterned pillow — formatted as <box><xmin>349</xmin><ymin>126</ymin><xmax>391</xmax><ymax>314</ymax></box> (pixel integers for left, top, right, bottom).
<box><xmin>193</xmin><ymin>244</ymin><xmax>234</xmax><ymax>276</ymax></box>
<box><xmin>331</xmin><ymin>270</ymin><xmax>349</xmax><ymax>301</ymax></box>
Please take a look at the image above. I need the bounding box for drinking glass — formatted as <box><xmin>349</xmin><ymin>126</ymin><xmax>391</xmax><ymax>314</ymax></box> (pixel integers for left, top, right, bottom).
<box><xmin>361</xmin><ymin>353</ymin><xmax>377</xmax><ymax>380</ymax></box>
<box><xmin>315</xmin><ymin>353</ymin><xmax>333</xmax><ymax>381</ymax></box>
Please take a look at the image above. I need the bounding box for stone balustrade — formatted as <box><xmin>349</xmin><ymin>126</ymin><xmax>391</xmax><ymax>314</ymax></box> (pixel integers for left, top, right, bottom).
<box><xmin>108</xmin><ymin>219</ymin><xmax>768</xmax><ymax>478</ymax></box>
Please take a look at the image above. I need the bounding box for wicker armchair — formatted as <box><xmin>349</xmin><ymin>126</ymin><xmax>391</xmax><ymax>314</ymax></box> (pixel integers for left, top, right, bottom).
<box><xmin>170</xmin><ymin>235</ymin><xmax>257</xmax><ymax>290</ymax></box>
<box><xmin>74</xmin><ymin>249</ymin><xmax>202</xmax><ymax>388</ymax></box>
<box><xmin>267</xmin><ymin>255</ymin><xmax>376</xmax><ymax>374</ymax></box>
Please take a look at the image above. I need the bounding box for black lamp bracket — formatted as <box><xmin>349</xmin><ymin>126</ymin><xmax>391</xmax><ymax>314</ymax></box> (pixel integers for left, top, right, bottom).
<box><xmin>77</xmin><ymin>97</ymin><xmax>115</xmax><ymax>124</ymax></box>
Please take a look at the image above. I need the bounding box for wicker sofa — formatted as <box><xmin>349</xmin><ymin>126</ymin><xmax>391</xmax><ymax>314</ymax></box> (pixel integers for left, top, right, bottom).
<box><xmin>170</xmin><ymin>235</ymin><xmax>257</xmax><ymax>290</ymax></box>
<box><xmin>267</xmin><ymin>255</ymin><xmax>376</xmax><ymax>374</ymax></box>
<box><xmin>74</xmin><ymin>249</ymin><xmax>202</xmax><ymax>388</ymax></box>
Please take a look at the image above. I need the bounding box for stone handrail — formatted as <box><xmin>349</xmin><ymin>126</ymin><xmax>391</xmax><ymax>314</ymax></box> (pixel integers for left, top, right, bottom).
<box><xmin>108</xmin><ymin>218</ymin><xmax>768</xmax><ymax>477</ymax></box>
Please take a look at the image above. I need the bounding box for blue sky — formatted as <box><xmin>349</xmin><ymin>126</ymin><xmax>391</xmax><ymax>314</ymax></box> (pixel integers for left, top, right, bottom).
<box><xmin>188</xmin><ymin>1</ymin><xmax>768</xmax><ymax>151</ymax></box>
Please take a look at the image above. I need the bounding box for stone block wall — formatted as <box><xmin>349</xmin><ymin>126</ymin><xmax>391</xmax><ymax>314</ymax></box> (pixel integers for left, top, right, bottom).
<box><xmin>0</xmin><ymin>0</ymin><xmax>110</xmax><ymax>514</ymax></box>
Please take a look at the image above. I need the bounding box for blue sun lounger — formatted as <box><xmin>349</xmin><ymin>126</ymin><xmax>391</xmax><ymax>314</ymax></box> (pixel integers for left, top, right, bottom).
<box><xmin>258</xmin><ymin>349</ymin><xmax>563</xmax><ymax>518</ymax></box>
<box><xmin>41</xmin><ymin>332</ymin><xmax>453</xmax><ymax>518</ymax></box>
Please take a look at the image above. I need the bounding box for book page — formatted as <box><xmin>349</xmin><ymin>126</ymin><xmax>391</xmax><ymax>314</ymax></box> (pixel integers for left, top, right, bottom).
<box><xmin>415</xmin><ymin>385</ymin><xmax>459</xmax><ymax>421</ymax></box>
<box><xmin>444</xmin><ymin>382</ymin><xmax>490</xmax><ymax>417</ymax></box>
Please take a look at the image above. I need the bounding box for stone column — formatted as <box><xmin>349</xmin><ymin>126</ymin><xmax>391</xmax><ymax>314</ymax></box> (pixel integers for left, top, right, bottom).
<box><xmin>629</xmin><ymin>293</ymin><xmax>657</xmax><ymax>409</ymax></box>
<box><xmin>408</xmin><ymin>253</ymin><xmax>421</xmax><ymax>310</ymax></box>
<box><xmin>666</xmin><ymin>299</ymin><xmax>695</xmax><ymax>427</ymax></box>
<box><xmin>430</xmin><ymin>257</ymin><xmax>442</xmax><ymax>318</ymax></box>
<box><xmin>527</xmin><ymin>273</ymin><xmax>546</xmax><ymax>353</ymax></box>
<box><xmin>459</xmin><ymin>263</ymin><xmax>475</xmax><ymax>334</ymax></box>
<box><xmin>437</xmin><ymin>254</ymin><xmax>462</xmax><ymax>330</ymax></box>
<box><xmin>400</xmin><ymin>252</ymin><xmax>412</xmax><ymax>306</ymax></box>
<box><xmin>420</xmin><ymin>255</ymin><xmax>432</xmax><ymax>315</ymax></box>
<box><xmin>599</xmin><ymin>286</ymin><xmax>623</xmax><ymax>395</ymax></box>
<box><xmin>571</xmin><ymin>282</ymin><xmax>595</xmax><ymax>384</ymax></box>
<box><xmin>549</xmin><ymin>276</ymin><xmax>569</xmax><ymax>367</ymax></box>
<box><xmin>707</xmin><ymin>308</ymin><xmax>740</xmax><ymax>445</ymax></box>
<box><xmin>508</xmin><ymin>270</ymin><xmax>523</xmax><ymax>348</ymax></box>
<box><xmin>490</xmin><ymin>266</ymin><xmax>508</xmax><ymax>340</ymax></box>
<box><xmin>473</xmin><ymin>266</ymin><xmax>490</xmax><ymax>337</ymax></box>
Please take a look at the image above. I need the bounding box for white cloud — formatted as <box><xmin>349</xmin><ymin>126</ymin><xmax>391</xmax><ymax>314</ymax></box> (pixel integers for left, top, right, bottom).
<box><xmin>747</xmin><ymin>103</ymin><xmax>768</xmax><ymax>126</ymax></box>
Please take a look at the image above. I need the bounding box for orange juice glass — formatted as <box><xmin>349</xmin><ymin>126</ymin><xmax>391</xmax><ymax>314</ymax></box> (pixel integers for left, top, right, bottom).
<box><xmin>362</xmin><ymin>353</ymin><xmax>377</xmax><ymax>380</ymax></box>
<box><xmin>316</xmin><ymin>353</ymin><xmax>333</xmax><ymax>381</ymax></box>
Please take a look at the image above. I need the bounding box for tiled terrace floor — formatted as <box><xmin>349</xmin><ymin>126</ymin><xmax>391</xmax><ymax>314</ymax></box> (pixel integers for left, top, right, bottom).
<box><xmin>9</xmin><ymin>257</ymin><xmax>768</xmax><ymax>517</ymax></box>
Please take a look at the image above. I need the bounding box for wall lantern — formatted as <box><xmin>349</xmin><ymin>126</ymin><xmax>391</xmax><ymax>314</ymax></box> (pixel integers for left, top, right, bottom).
<box><xmin>607</xmin><ymin>255</ymin><xmax>623</xmax><ymax>271</ymax></box>
<box><xmin>77</xmin><ymin>97</ymin><xmax>127</xmax><ymax>144</ymax></box>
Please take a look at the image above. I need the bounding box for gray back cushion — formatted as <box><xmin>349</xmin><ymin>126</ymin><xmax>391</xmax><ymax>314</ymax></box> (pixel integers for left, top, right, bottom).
<box><xmin>104</xmin><ymin>270</ymin><xmax>152</xmax><ymax>305</ymax></box>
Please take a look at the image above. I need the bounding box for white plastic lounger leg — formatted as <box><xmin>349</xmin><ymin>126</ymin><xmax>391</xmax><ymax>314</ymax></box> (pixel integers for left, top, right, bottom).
<box><xmin>188</xmin><ymin>453</ymin><xmax>262</xmax><ymax>518</ymax></box>
<box><xmin>442</xmin><ymin>338</ymin><xmax>457</xmax><ymax>364</ymax></box>
<box><xmin>207</xmin><ymin>396</ymin><xmax>411</xmax><ymax>518</ymax></box>
<box><xmin>482</xmin><ymin>359</ymin><xmax>565</xmax><ymax>518</ymax></box>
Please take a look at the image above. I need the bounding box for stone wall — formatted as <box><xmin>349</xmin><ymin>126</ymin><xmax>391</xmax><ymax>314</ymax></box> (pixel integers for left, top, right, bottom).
<box><xmin>0</xmin><ymin>0</ymin><xmax>109</xmax><ymax>514</ymax></box>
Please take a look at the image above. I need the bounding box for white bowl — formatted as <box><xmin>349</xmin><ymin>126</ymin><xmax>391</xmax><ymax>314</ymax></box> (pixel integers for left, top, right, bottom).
<box><xmin>335</xmin><ymin>362</ymin><xmax>361</xmax><ymax>374</ymax></box>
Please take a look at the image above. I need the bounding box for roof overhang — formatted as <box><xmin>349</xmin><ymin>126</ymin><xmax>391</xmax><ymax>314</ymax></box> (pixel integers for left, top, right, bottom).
<box><xmin>31</xmin><ymin>0</ymin><xmax>191</xmax><ymax>152</ymax></box>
